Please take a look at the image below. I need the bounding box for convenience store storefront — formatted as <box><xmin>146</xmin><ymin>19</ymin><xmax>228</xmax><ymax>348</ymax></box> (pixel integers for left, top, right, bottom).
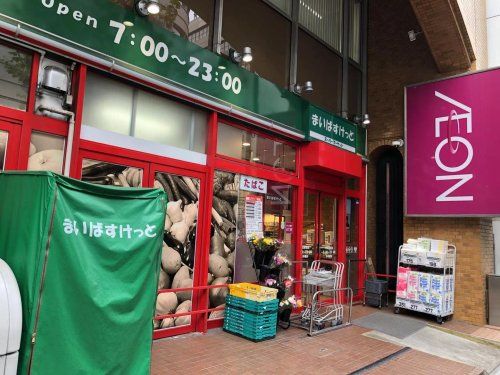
<box><xmin>0</xmin><ymin>0</ymin><xmax>366</xmax><ymax>339</ymax></box>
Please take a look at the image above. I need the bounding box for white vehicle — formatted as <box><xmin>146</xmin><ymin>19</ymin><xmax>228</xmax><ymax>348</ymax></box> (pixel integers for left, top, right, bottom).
<box><xmin>0</xmin><ymin>259</ymin><xmax>22</xmax><ymax>375</ymax></box>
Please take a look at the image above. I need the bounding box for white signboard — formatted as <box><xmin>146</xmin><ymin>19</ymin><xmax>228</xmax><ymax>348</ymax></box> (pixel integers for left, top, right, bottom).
<box><xmin>239</xmin><ymin>175</ymin><xmax>267</xmax><ymax>194</ymax></box>
<box><xmin>245</xmin><ymin>195</ymin><xmax>263</xmax><ymax>240</ymax></box>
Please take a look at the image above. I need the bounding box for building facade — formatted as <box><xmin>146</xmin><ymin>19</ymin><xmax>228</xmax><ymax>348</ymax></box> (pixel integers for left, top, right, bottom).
<box><xmin>0</xmin><ymin>0</ymin><xmax>495</xmax><ymax>335</ymax></box>
<box><xmin>366</xmin><ymin>0</ymin><xmax>492</xmax><ymax>325</ymax></box>
<box><xmin>0</xmin><ymin>0</ymin><xmax>369</xmax><ymax>339</ymax></box>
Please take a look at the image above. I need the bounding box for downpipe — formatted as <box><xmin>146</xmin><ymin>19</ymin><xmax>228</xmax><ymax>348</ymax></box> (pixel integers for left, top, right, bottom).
<box><xmin>35</xmin><ymin>106</ymin><xmax>75</xmax><ymax>177</ymax></box>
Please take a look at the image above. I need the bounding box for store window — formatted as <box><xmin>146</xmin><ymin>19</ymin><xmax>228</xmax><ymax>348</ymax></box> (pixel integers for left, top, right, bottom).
<box><xmin>0</xmin><ymin>131</ymin><xmax>7</xmax><ymax>170</ymax></box>
<box><xmin>27</xmin><ymin>132</ymin><xmax>65</xmax><ymax>174</ymax></box>
<box><xmin>266</xmin><ymin>0</ymin><xmax>293</xmax><ymax>16</ymax></box>
<box><xmin>348</xmin><ymin>64</ymin><xmax>362</xmax><ymax>118</ymax></box>
<box><xmin>83</xmin><ymin>71</ymin><xmax>207</xmax><ymax>153</ymax></box>
<box><xmin>154</xmin><ymin>171</ymin><xmax>200</xmax><ymax>330</ymax></box>
<box><xmin>222</xmin><ymin>0</ymin><xmax>291</xmax><ymax>88</ymax></box>
<box><xmin>110</xmin><ymin>0</ymin><xmax>214</xmax><ymax>50</ymax></box>
<box><xmin>349</xmin><ymin>0</ymin><xmax>362</xmax><ymax>63</ymax></box>
<box><xmin>0</xmin><ymin>43</ymin><xmax>32</xmax><ymax>111</ymax></box>
<box><xmin>297</xmin><ymin>30</ymin><xmax>343</xmax><ymax>113</ymax></box>
<box><xmin>81</xmin><ymin>159</ymin><xmax>143</xmax><ymax>187</ymax></box>
<box><xmin>299</xmin><ymin>0</ymin><xmax>343</xmax><ymax>52</ymax></box>
<box><xmin>217</xmin><ymin>122</ymin><xmax>296</xmax><ymax>172</ymax></box>
<box><xmin>208</xmin><ymin>171</ymin><xmax>294</xmax><ymax>319</ymax></box>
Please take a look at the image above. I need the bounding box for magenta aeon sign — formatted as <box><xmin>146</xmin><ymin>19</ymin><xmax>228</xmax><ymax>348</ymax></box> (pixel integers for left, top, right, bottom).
<box><xmin>406</xmin><ymin>68</ymin><xmax>500</xmax><ymax>216</ymax></box>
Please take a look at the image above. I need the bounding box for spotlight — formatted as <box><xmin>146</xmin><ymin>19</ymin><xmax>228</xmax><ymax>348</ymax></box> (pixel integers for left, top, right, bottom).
<box><xmin>242</xmin><ymin>142</ymin><xmax>251</xmax><ymax>147</ymax></box>
<box><xmin>362</xmin><ymin>114</ymin><xmax>370</xmax><ymax>126</ymax></box>
<box><xmin>292</xmin><ymin>81</ymin><xmax>314</xmax><ymax>95</ymax></box>
<box><xmin>352</xmin><ymin>113</ymin><xmax>370</xmax><ymax>128</ymax></box>
<box><xmin>229</xmin><ymin>47</ymin><xmax>253</xmax><ymax>64</ymax></box>
<box><xmin>136</xmin><ymin>0</ymin><xmax>161</xmax><ymax>16</ymax></box>
<box><xmin>252</xmin><ymin>157</ymin><xmax>260</xmax><ymax>162</ymax></box>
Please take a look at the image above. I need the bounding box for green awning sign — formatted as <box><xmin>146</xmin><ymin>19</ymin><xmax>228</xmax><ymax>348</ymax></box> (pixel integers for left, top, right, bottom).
<box><xmin>307</xmin><ymin>105</ymin><xmax>357</xmax><ymax>153</ymax></box>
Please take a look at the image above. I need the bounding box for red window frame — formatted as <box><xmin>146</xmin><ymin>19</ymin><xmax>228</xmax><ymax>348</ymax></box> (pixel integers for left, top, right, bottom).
<box><xmin>215</xmin><ymin>118</ymin><xmax>300</xmax><ymax>178</ymax></box>
<box><xmin>0</xmin><ymin>119</ymin><xmax>22</xmax><ymax>170</ymax></box>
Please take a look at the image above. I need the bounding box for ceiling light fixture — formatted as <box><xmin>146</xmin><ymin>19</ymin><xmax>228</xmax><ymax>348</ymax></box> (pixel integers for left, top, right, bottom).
<box><xmin>136</xmin><ymin>0</ymin><xmax>161</xmax><ymax>16</ymax></box>
<box><xmin>229</xmin><ymin>47</ymin><xmax>253</xmax><ymax>64</ymax></box>
<box><xmin>292</xmin><ymin>81</ymin><xmax>313</xmax><ymax>95</ymax></box>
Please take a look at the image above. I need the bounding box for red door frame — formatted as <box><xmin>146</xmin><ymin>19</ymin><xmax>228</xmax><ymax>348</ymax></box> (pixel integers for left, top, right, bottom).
<box><xmin>0</xmin><ymin>119</ymin><xmax>22</xmax><ymax>170</ymax></box>
<box><xmin>149</xmin><ymin>163</ymin><xmax>207</xmax><ymax>338</ymax></box>
<box><xmin>302</xmin><ymin>189</ymin><xmax>342</xmax><ymax>263</ymax></box>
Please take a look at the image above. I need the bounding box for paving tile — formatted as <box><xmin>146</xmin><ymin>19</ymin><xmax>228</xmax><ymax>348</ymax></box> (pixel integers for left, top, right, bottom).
<box><xmin>151</xmin><ymin>321</ymin><xmax>482</xmax><ymax>375</ymax></box>
<box><xmin>364</xmin><ymin>349</ymin><xmax>483</xmax><ymax>375</ymax></box>
<box><xmin>471</xmin><ymin>327</ymin><xmax>500</xmax><ymax>343</ymax></box>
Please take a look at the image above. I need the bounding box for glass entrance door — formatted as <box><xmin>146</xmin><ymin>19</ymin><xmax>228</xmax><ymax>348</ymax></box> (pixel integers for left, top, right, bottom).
<box><xmin>302</xmin><ymin>191</ymin><xmax>339</xmax><ymax>271</ymax></box>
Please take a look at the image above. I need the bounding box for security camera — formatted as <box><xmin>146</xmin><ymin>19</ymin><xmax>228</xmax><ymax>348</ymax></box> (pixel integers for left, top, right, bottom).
<box><xmin>408</xmin><ymin>29</ymin><xmax>422</xmax><ymax>42</ymax></box>
<box><xmin>391</xmin><ymin>139</ymin><xmax>404</xmax><ymax>148</ymax></box>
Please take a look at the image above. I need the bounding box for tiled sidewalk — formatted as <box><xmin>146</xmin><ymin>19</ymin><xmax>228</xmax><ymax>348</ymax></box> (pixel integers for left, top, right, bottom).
<box><xmin>151</xmin><ymin>323</ymin><xmax>481</xmax><ymax>374</ymax></box>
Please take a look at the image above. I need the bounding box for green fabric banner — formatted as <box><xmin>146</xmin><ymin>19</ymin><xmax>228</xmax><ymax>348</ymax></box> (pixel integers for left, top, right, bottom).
<box><xmin>0</xmin><ymin>172</ymin><xmax>166</xmax><ymax>375</ymax></box>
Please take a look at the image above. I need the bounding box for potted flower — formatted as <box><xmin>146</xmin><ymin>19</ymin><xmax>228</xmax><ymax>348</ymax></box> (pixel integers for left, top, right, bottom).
<box><xmin>249</xmin><ymin>236</ymin><xmax>283</xmax><ymax>271</ymax></box>
<box><xmin>264</xmin><ymin>275</ymin><xmax>294</xmax><ymax>300</ymax></box>
<box><xmin>258</xmin><ymin>251</ymin><xmax>289</xmax><ymax>282</ymax></box>
<box><xmin>278</xmin><ymin>294</ymin><xmax>303</xmax><ymax>328</ymax></box>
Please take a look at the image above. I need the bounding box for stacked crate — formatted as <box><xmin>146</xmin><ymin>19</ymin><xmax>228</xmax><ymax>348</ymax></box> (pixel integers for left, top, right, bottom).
<box><xmin>224</xmin><ymin>283</ymin><xmax>279</xmax><ymax>342</ymax></box>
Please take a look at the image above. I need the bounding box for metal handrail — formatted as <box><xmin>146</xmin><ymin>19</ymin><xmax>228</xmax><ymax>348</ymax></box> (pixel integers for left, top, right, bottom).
<box><xmin>154</xmin><ymin>283</ymin><xmax>229</xmax><ymax>322</ymax></box>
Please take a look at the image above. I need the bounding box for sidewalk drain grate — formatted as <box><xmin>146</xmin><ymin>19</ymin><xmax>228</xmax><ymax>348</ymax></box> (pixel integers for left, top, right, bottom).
<box><xmin>348</xmin><ymin>347</ymin><xmax>411</xmax><ymax>374</ymax></box>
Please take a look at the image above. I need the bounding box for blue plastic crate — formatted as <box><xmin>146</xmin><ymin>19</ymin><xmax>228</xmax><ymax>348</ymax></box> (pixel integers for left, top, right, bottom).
<box><xmin>223</xmin><ymin>324</ymin><xmax>276</xmax><ymax>342</ymax></box>
<box><xmin>224</xmin><ymin>306</ymin><xmax>277</xmax><ymax>328</ymax></box>
<box><xmin>225</xmin><ymin>294</ymin><xmax>278</xmax><ymax>314</ymax></box>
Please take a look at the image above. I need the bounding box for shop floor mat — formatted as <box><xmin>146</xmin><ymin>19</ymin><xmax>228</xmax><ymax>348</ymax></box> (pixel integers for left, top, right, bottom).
<box><xmin>353</xmin><ymin>311</ymin><xmax>426</xmax><ymax>339</ymax></box>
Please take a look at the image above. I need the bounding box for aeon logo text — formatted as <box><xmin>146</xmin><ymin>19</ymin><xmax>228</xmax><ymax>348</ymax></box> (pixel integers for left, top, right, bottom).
<box><xmin>433</xmin><ymin>91</ymin><xmax>473</xmax><ymax>202</ymax></box>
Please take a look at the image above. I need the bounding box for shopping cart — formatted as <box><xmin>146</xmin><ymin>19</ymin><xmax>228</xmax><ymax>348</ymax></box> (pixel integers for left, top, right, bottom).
<box><xmin>291</xmin><ymin>260</ymin><xmax>353</xmax><ymax>336</ymax></box>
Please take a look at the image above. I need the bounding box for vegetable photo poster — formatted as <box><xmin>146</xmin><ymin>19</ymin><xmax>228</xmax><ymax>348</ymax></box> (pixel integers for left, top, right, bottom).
<box><xmin>0</xmin><ymin>130</ymin><xmax>7</xmax><ymax>170</ymax></box>
<box><xmin>154</xmin><ymin>172</ymin><xmax>200</xmax><ymax>329</ymax></box>
<box><xmin>82</xmin><ymin>159</ymin><xmax>143</xmax><ymax>187</ymax></box>
<box><xmin>208</xmin><ymin>171</ymin><xmax>239</xmax><ymax>318</ymax></box>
